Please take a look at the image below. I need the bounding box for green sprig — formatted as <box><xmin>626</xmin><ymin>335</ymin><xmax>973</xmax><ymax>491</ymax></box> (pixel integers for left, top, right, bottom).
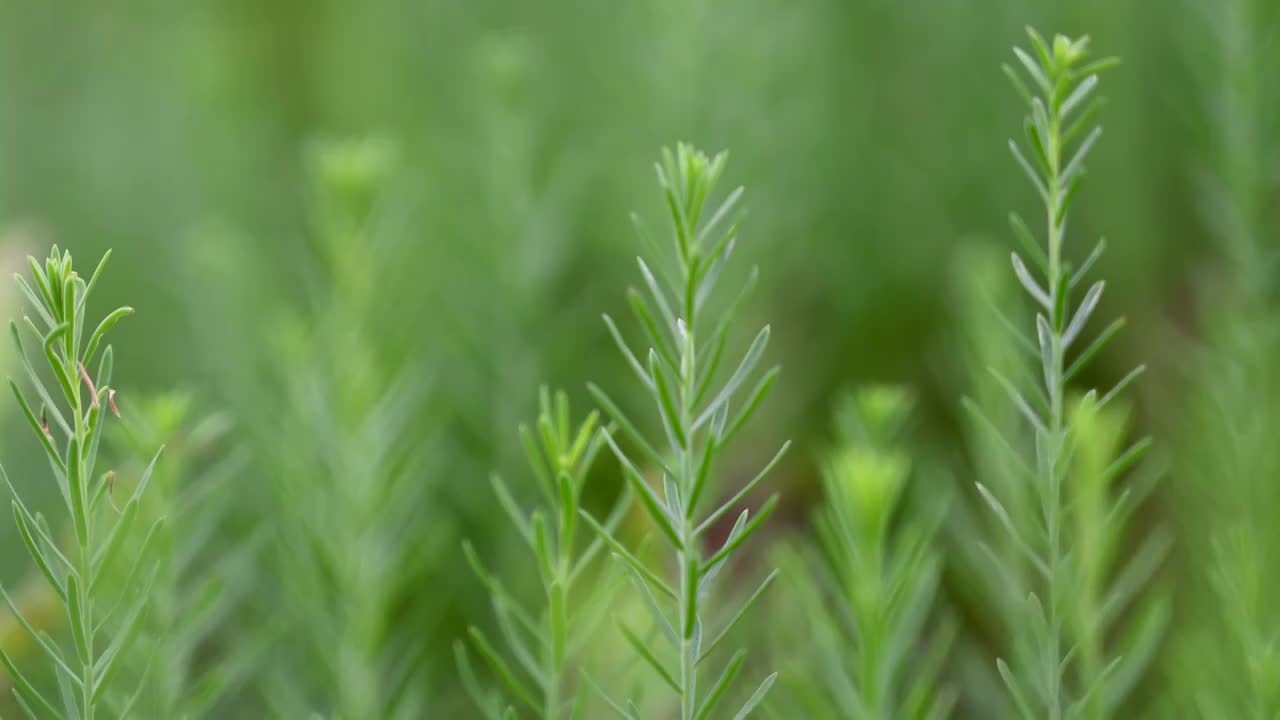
<box><xmin>0</xmin><ymin>247</ymin><xmax>161</xmax><ymax>719</ymax></box>
<box><xmin>583</xmin><ymin>144</ymin><xmax>785</xmax><ymax>719</ymax></box>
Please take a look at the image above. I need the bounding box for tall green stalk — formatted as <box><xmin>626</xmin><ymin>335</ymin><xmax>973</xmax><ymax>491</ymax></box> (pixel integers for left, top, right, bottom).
<box><xmin>996</xmin><ymin>34</ymin><xmax>1113</xmax><ymax>712</ymax></box>
<box><xmin>0</xmin><ymin>247</ymin><xmax>161</xmax><ymax>719</ymax></box>
<box><xmin>977</xmin><ymin>28</ymin><xmax>1163</xmax><ymax>719</ymax></box>
<box><xmin>770</xmin><ymin>388</ymin><xmax>953</xmax><ymax>720</ymax></box>
<box><xmin>585</xmin><ymin>144</ymin><xmax>785</xmax><ymax>719</ymax></box>
<box><xmin>457</xmin><ymin>387</ymin><xmax>629</xmax><ymax>719</ymax></box>
<box><xmin>261</xmin><ymin>139</ymin><xmax>440</xmax><ymax>719</ymax></box>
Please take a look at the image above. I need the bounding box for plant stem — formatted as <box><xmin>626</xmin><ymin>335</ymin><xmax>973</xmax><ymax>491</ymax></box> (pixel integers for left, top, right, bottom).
<box><xmin>546</xmin><ymin>542</ymin><xmax>566</xmax><ymax>718</ymax></box>
<box><xmin>678</xmin><ymin>242</ymin><xmax>699</xmax><ymax>720</ymax></box>
<box><xmin>861</xmin><ymin>548</ymin><xmax>886</xmax><ymax>720</ymax></box>
<box><xmin>1044</xmin><ymin>101</ymin><xmax>1066</xmax><ymax>720</ymax></box>
<box><xmin>587</xmin><ymin>145</ymin><xmax>779</xmax><ymax>718</ymax></box>
<box><xmin>545</xmin><ymin>635</ymin><xmax>561</xmax><ymax>719</ymax></box>
<box><xmin>79</xmin><ymin>539</ymin><xmax>95</xmax><ymax>720</ymax></box>
<box><xmin>680</xmin><ymin>539</ymin><xmax>697</xmax><ymax>720</ymax></box>
<box><xmin>68</xmin><ymin>321</ymin><xmax>96</xmax><ymax>720</ymax></box>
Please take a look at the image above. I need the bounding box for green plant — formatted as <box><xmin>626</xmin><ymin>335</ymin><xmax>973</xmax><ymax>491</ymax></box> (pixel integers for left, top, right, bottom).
<box><xmin>582</xmin><ymin>143</ymin><xmax>786</xmax><ymax>719</ymax></box>
<box><xmin>944</xmin><ymin>246</ymin><xmax>1040</xmax><ymax>719</ymax></box>
<box><xmin>1063</xmin><ymin>396</ymin><xmax>1168</xmax><ymax>715</ymax></box>
<box><xmin>973</xmin><ymin>28</ymin><xmax>1165</xmax><ymax>719</ymax></box>
<box><xmin>0</xmin><ymin>246</ymin><xmax>162</xmax><ymax>718</ymax></box>
<box><xmin>1163</xmin><ymin>1</ymin><xmax>1280</xmax><ymax>715</ymax></box>
<box><xmin>1189</xmin><ymin>528</ymin><xmax>1280</xmax><ymax>716</ymax></box>
<box><xmin>106</xmin><ymin>392</ymin><xmax>262</xmax><ymax>718</ymax></box>
<box><xmin>769</xmin><ymin>387</ymin><xmax>953</xmax><ymax>720</ymax></box>
<box><xmin>257</xmin><ymin>139</ymin><xmax>445</xmax><ymax>719</ymax></box>
<box><xmin>456</xmin><ymin>387</ymin><xmax>630</xmax><ymax>719</ymax></box>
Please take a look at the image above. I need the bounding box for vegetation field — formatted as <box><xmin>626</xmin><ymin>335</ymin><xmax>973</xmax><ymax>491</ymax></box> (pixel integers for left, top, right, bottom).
<box><xmin>0</xmin><ymin>2</ymin><xmax>1276</xmax><ymax>718</ymax></box>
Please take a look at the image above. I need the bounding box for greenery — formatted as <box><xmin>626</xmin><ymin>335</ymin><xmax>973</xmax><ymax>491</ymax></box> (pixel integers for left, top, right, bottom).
<box><xmin>581</xmin><ymin>144</ymin><xmax>785</xmax><ymax>719</ymax></box>
<box><xmin>971</xmin><ymin>29</ymin><xmax>1166</xmax><ymax>720</ymax></box>
<box><xmin>770</xmin><ymin>387</ymin><xmax>953</xmax><ymax>720</ymax></box>
<box><xmin>0</xmin><ymin>248</ymin><xmax>158</xmax><ymax>718</ymax></box>
<box><xmin>457</xmin><ymin>387</ymin><xmax>626</xmax><ymax>718</ymax></box>
<box><xmin>0</xmin><ymin>4</ymin><xmax>1277</xmax><ymax>718</ymax></box>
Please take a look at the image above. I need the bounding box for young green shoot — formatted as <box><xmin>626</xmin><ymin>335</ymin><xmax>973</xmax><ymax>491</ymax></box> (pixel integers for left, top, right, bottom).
<box><xmin>977</xmin><ymin>28</ymin><xmax>1161</xmax><ymax>719</ymax></box>
<box><xmin>458</xmin><ymin>387</ymin><xmax>629</xmax><ymax>719</ymax></box>
<box><xmin>0</xmin><ymin>246</ymin><xmax>162</xmax><ymax>719</ymax></box>
<box><xmin>583</xmin><ymin>144</ymin><xmax>786</xmax><ymax>720</ymax></box>
<box><xmin>772</xmin><ymin>388</ymin><xmax>954</xmax><ymax>720</ymax></box>
<box><xmin>107</xmin><ymin>393</ymin><xmax>263</xmax><ymax>718</ymax></box>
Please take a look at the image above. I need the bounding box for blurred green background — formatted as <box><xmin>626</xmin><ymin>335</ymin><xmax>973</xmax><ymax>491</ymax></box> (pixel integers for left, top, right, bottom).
<box><xmin>0</xmin><ymin>0</ymin><xmax>1275</xmax><ymax>717</ymax></box>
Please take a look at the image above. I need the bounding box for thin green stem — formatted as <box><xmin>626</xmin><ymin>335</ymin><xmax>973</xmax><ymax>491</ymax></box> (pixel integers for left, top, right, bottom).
<box><xmin>677</xmin><ymin>244</ymin><xmax>699</xmax><ymax>720</ymax></box>
<box><xmin>1003</xmin><ymin>31</ymin><xmax>1121</xmax><ymax>720</ymax></box>
<box><xmin>1044</xmin><ymin>109</ymin><xmax>1066</xmax><ymax>720</ymax></box>
<box><xmin>545</xmin><ymin>648</ymin><xmax>561</xmax><ymax>719</ymax></box>
<box><xmin>546</xmin><ymin>539</ymin><xmax>569</xmax><ymax>718</ymax></box>
<box><xmin>589</xmin><ymin>146</ymin><xmax>773</xmax><ymax>718</ymax></box>
<box><xmin>67</xmin><ymin>290</ymin><xmax>97</xmax><ymax>720</ymax></box>
<box><xmin>79</xmin><ymin>538</ymin><xmax>95</xmax><ymax>720</ymax></box>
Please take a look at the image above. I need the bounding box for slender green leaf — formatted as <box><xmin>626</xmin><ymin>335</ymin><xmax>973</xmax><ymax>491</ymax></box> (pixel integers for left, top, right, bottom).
<box><xmin>467</xmin><ymin>628</ymin><xmax>541</xmax><ymax>714</ymax></box>
<box><xmin>602</xmin><ymin>432</ymin><xmax>682</xmax><ymax>550</ymax></box>
<box><xmin>618</xmin><ymin>621</ymin><xmax>680</xmax><ymax>693</ymax></box>
<box><xmin>83</xmin><ymin>306</ymin><xmax>134</xmax><ymax>368</ymax></box>
<box><xmin>701</xmin><ymin>495</ymin><xmax>779</xmax><ymax>574</ymax></box>
<box><xmin>732</xmin><ymin>673</ymin><xmax>777</xmax><ymax>720</ymax></box>
<box><xmin>579</xmin><ymin>509</ymin><xmax>676</xmax><ymax>600</ymax></box>
<box><xmin>696</xmin><ymin>442</ymin><xmax>789</xmax><ymax>537</ymax></box>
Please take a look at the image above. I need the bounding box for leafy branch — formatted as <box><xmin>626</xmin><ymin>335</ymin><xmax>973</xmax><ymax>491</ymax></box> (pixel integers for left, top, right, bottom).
<box><xmin>105</xmin><ymin>393</ymin><xmax>265</xmax><ymax>718</ymax></box>
<box><xmin>771</xmin><ymin>388</ymin><xmax>954</xmax><ymax>720</ymax></box>
<box><xmin>0</xmin><ymin>246</ymin><xmax>162</xmax><ymax>719</ymax></box>
<box><xmin>457</xmin><ymin>387</ymin><xmax>629</xmax><ymax>719</ymax></box>
<box><xmin>583</xmin><ymin>143</ymin><xmax>785</xmax><ymax>720</ymax></box>
<box><xmin>975</xmin><ymin>28</ymin><xmax>1165</xmax><ymax>720</ymax></box>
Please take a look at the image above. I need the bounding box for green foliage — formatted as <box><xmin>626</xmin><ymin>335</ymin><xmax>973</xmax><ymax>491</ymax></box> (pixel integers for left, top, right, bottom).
<box><xmin>1189</xmin><ymin>528</ymin><xmax>1280</xmax><ymax>717</ymax></box>
<box><xmin>457</xmin><ymin>387</ymin><xmax>628</xmax><ymax>719</ymax></box>
<box><xmin>771</xmin><ymin>387</ymin><xmax>953</xmax><ymax>720</ymax></box>
<box><xmin>3</xmin><ymin>7</ymin><xmax>1280</xmax><ymax>717</ymax></box>
<box><xmin>254</xmin><ymin>140</ymin><xmax>445</xmax><ymax>719</ymax></box>
<box><xmin>583</xmin><ymin>144</ymin><xmax>785</xmax><ymax>719</ymax></box>
<box><xmin>1162</xmin><ymin>1</ymin><xmax>1280</xmax><ymax>716</ymax></box>
<box><xmin>974</xmin><ymin>28</ymin><xmax>1166</xmax><ymax>720</ymax></box>
<box><xmin>0</xmin><ymin>247</ymin><xmax>159</xmax><ymax>719</ymax></box>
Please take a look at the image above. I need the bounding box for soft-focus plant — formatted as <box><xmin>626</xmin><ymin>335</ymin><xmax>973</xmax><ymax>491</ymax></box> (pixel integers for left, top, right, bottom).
<box><xmin>10</xmin><ymin>4</ymin><xmax>1280</xmax><ymax>717</ymax></box>
<box><xmin>457</xmin><ymin>387</ymin><xmax>630</xmax><ymax>719</ymax></box>
<box><xmin>1163</xmin><ymin>0</ymin><xmax>1280</xmax><ymax>715</ymax></box>
<box><xmin>0</xmin><ymin>247</ymin><xmax>161</xmax><ymax>719</ymax></box>
<box><xmin>1063</xmin><ymin>397</ymin><xmax>1169</xmax><ymax>714</ymax></box>
<box><xmin>105</xmin><ymin>392</ymin><xmax>261</xmax><ymax>718</ymax></box>
<box><xmin>770</xmin><ymin>387</ymin><xmax>953</xmax><ymax>720</ymax></box>
<box><xmin>972</xmin><ymin>28</ymin><xmax>1166</xmax><ymax>719</ymax></box>
<box><xmin>582</xmin><ymin>143</ymin><xmax>786</xmax><ymax>719</ymax></box>
<box><xmin>255</xmin><ymin>139</ymin><xmax>445</xmax><ymax>719</ymax></box>
<box><xmin>944</xmin><ymin>246</ymin><xmax>1039</xmax><ymax>719</ymax></box>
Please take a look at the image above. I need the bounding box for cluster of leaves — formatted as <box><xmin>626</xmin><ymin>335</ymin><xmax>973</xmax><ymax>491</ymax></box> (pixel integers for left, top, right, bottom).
<box><xmin>971</xmin><ymin>28</ymin><xmax>1165</xmax><ymax>719</ymax></box>
<box><xmin>457</xmin><ymin>388</ymin><xmax>629</xmax><ymax>719</ymax></box>
<box><xmin>0</xmin><ymin>247</ymin><xmax>161</xmax><ymax>718</ymax></box>
<box><xmin>770</xmin><ymin>387</ymin><xmax>953</xmax><ymax>720</ymax></box>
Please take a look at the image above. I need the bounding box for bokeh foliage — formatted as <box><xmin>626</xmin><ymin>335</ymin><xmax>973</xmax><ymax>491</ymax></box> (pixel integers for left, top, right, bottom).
<box><xmin>0</xmin><ymin>0</ymin><xmax>1276</xmax><ymax>717</ymax></box>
